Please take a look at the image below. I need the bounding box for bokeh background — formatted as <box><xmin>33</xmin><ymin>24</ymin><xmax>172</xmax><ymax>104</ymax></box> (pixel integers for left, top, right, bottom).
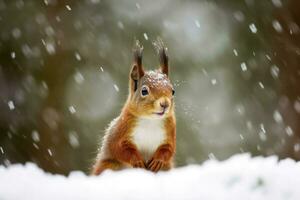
<box><xmin>0</xmin><ymin>0</ymin><xmax>300</xmax><ymax>175</ymax></box>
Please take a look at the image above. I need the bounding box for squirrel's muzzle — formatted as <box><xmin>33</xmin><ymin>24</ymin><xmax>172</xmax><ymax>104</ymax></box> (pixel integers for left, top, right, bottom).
<box><xmin>156</xmin><ymin>97</ymin><xmax>171</xmax><ymax>112</ymax></box>
<box><xmin>160</xmin><ymin>101</ymin><xmax>169</xmax><ymax>109</ymax></box>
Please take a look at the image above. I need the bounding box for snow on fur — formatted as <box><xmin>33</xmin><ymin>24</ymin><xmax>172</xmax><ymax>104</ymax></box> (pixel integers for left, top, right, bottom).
<box><xmin>1</xmin><ymin>154</ymin><xmax>300</xmax><ymax>200</ymax></box>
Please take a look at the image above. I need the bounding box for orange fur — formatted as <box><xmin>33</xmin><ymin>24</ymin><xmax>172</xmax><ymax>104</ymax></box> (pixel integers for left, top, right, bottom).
<box><xmin>91</xmin><ymin>40</ymin><xmax>176</xmax><ymax>175</ymax></box>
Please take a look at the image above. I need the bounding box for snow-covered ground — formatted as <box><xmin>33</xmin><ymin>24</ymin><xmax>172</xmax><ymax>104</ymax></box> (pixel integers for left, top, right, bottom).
<box><xmin>1</xmin><ymin>154</ymin><xmax>300</xmax><ymax>200</ymax></box>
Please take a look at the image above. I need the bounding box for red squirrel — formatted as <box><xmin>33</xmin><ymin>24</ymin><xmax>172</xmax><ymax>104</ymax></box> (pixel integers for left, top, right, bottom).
<box><xmin>91</xmin><ymin>40</ymin><xmax>176</xmax><ymax>175</ymax></box>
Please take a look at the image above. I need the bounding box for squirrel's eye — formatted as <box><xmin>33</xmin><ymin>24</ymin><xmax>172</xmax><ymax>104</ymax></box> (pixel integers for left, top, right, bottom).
<box><xmin>172</xmin><ymin>89</ymin><xmax>175</xmax><ymax>96</ymax></box>
<box><xmin>141</xmin><ymin>86</ymin><xmax>149</xmax><ymax>97</ymax></box>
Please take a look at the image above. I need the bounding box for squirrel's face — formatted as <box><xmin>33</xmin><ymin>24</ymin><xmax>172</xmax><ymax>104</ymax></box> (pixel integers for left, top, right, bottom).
<box><xmin>128</xmin><ymin>40</ymin><xmax>174</xmax><ymax>119</ymax></box>
<box><xmin>130</xmin><ymin>70</ymin><xmax>175</xmax><ymax>119</ymax></box>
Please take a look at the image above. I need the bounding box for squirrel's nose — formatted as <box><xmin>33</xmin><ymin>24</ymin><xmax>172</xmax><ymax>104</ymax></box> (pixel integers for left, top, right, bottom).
<box><xmin>160</xmin><ymin>102</ymin><xmax>169</xmax><ymax>109</ymax></box>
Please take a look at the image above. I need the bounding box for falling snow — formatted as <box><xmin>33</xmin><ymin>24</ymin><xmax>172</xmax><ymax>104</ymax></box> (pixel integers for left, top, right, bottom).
<box><xmin>12</xmin><ymin>28</ymin><xmax>21</xmax><ymax>39</ymax></box>
<box><xmin>194</xmin><ymin>20</ymin><xmax>201</xmax><ymax>28</ymax></box>
<box><xmin>294</xmin><ymin>144</ymin><xmax>300</xmax><ymax>152</ymax></box>
<box><xmin>66</xmin><ymin>5</ymin><xmax>72</xmax><ymax>11</ymax></box>
<box><xmin>45</xmin><ymin>26</ymin><xmax>55</xmax><ymax>36</ymax></box>
<box><xmin>240</xmin><ymin>62</ymin><xmax>247</xmax><ymax>71</ymax></box>
<box><xmin>211</xmin><ymin>79</ymin><xmax>217</xmax><ymax>85</ymax></box>
<box><xmin>75</xmin><ymin>52</ymin><xmax>82</xmax><ymax>61</ymax></box>
<box><xmin>135</xmin><ymin>3</ymin><xmax>141</xmax><ymax>9</ymax></box>
<box><xmin>233</xmin><ymin>49</ymin><xmax>238</xmax><ymax>56</ymax></box>
<box><xmin>31</xmin><ymin>130</ymin><xmax>40</xmax><ymax>142</ymax></box>
<box><xmin>143</xmin><ymin>33</ymin><xmax>148</xmax><ymax>40</ymax></box>
<box><xmin>113</xmin><ymin>84</ymin><xmax>119</xmax><ymax>92</ymax></box>
<box><xmin>74</xmin><ymin>72</ymin><xmax>85</xmax><ymax>84</ymax></box>
<box><xmin>7</xmin><ymin>101</ymin><xmax>15</xmax><ymax>110</ymax></box>
<box><xmin>45</xmin><ymin>42</ymin><xmax>56</xmax><ymax>55</ymax></box>
<box><xmin>272</xmin><ymin>20</ymin><xmax>283</xmax><ymax>33</ymax></box>
<box><xmin>208</xmin><ymin>153</ymin><xmax>216</xmax><ymax>160</ymax></box>
<box><xmin>259</xmin><ymin>131</ymin><xmax>267</xmax><ymax>141</ymax></box>
<box><xmin>68</xmin><ymin>106</ymin><xmax>76</xmax><ymax>114</ymax></box>
<box><xmin>233</xmin><ymin>11</ymin><xmax>245</xmax><ymax>22</ymax></box>
<box><xmin>249</xmin><ymin>23</ymin><xmax>258</xmax><ymax>33</ymax></box>
<box><xmin>69</xmin><ymin>132</ymin><xmax>80</xmax><ymax>148</ymax></box>
<box><xmin>33</xmin><ymin>143</ymin><xmax>39</xmax><ymax>150</ymax></box>
<box><xmin>270</xmin><ymin>65</ymin><xmax>280</xmax><ymax>78</ymax></box>
<box><xmin>258</xmin><ymin>82</ymin><xmax>265</xmax><ymax>89</ymax></box>
<box><xmin>117</xmin><ymin>21</ymin><xmax>124</xmax><ymax>30</ymax></box>
<box><xmin>294</xmin><ymin>100</ymin><xmax>300</xmax><ymax>113</ymax></box>
<box><xmin>273</xmin><ymin>110</ymin><xmax>283</xmax><ymax>123</ymax></box>
<box><xmin>285</xmin><ymin>126</ymin><xmax>294</xmax><ymax>137</ymax></box>
<box><xmin>265</xmin><ymin>54</ymin><xmax>272</xmax><ymax>61</ymax></box>
<box><xmin>271</xmin><ymin>0</ymin><xmax>282</xmax><ymax>8</ymax></box>
<box><xmin>48</xmin><ymin>149</ymin><xmax>53</xmax><ymax>156</ymax></box>
<box><xmin>10</xmin><ymin>52</ymin><xmax>16</xmax><ymax>59</ymax></box>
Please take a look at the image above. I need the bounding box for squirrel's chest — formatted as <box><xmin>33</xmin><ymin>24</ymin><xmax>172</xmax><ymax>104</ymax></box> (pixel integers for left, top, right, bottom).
<box><xmin>132</xmin><ymin>118</ymin><xmax>166</xmax><ymax>160</ymax></box>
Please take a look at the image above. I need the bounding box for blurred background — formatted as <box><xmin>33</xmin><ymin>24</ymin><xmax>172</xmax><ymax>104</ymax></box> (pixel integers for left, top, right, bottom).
<box><xmin>0</xmin><ymin>0</ymin><xmax>300</xmax><ymax>175</ymax></box>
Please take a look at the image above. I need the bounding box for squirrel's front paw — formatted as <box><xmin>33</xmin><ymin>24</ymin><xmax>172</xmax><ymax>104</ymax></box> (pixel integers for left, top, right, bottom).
<box><xmin>132</xmin><ymin>160</ymin><xmax>146</xmax><ymax>168</ymax></box>
<box><xmin>147</xmin><ymin>158</ymin><xmax>164</xmax><ymax>172</ymax></box>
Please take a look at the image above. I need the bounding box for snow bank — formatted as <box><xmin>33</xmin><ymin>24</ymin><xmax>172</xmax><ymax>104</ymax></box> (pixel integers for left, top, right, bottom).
<box><xmin>1</xmin><ymin>154</ymin><xmax>300</xmax><ymax>200</ymax></box>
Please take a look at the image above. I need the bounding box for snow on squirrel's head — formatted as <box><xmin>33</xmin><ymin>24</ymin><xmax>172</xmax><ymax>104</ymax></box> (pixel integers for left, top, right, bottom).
<box><xmin>128</xmin><ymin>39</ymin><xmax>175</xmax><ymax>119</ymax></box>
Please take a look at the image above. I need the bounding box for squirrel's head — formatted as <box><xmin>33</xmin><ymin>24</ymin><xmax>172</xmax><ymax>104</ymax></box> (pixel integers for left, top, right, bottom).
<box><xmin>127</xmin><ymin>40</ymin><xmax>175</xmax><ymax>119</ymax></box>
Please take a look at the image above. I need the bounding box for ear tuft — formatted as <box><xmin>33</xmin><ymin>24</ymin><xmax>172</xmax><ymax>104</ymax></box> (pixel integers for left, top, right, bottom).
<box><xmin>133</xmin><ymin>40</ymin><xmax>143</xmax><ymax>67</ymax></box>
<box><xmin>130</xmin><ymin>40</ymin><xmax>144</xmax><ymax>92</ymax></box>
<box><xmin>153</xmin><ymin>37</ymin><xmax>169</xmax><ymax>76</ymax></box>
<box><xmin>132</xmin><ymin>40</ymin><xmax>144</xmax><ymax>78</ymax></box>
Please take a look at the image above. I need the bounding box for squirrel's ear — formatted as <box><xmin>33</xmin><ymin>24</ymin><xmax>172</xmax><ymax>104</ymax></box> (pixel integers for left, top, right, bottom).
<box><xmin>130</xmin><ymin>64</ymin><xmax>138</xmax><ymax>81</ymax></box>
<box><xmin>130</xmin><ymin>40</ymin><xmax>144</xmax><ymax>91</ymax></box>
<box><xmin>154</xmin><ymin>38</ymin><xmax>169</xmax><ymax>76</ymax></box>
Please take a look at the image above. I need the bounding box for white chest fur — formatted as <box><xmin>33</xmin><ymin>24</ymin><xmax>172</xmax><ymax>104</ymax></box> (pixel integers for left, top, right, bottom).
<box><xmin>132</xmin><ymin>118</ymin><xmax>166</xmax><ymax>161</ymax></box>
